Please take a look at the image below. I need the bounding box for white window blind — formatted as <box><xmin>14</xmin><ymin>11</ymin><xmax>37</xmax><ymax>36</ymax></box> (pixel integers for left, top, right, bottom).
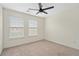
<box><xmin>8</xmin><ymin>16</ymin><xmax>24</xmax><ymax>38</ymax></box>
<box><xmin>9</xmin><ymin>16</ymin><xmax>24</xmax><ymax>27</ymax></box>
<box><xmin>28</xmin><ymin>20</ymin><xmax>38</xmax><ymax>27</ymax></box>
<box><xmin>28</xmin><ymin>20</ymin><xmax>38</xmax><ymax>36</ymax></box>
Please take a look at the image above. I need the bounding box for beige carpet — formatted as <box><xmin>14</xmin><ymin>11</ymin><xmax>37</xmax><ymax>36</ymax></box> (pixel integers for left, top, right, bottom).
<box><xmin>1</xmin><ymin>40</ymin><xmax>79</xmax><ymax>56</ymax></box>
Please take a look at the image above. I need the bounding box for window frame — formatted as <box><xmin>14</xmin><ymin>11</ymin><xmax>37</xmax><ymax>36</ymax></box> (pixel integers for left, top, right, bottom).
<box><xmin>8</xmin><ymin>15</ymin><xmax>25</xmax><ymax>39</ymax></box>
<box><xmin>28</xmin><ymin>20</ymin><xmax>38</xmax><ymax>36</ymax></box>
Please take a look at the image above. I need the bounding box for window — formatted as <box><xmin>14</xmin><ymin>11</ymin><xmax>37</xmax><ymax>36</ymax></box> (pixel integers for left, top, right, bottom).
<box><xmin>8</xmin><ymin>16</ymin><xmax>24</xmax><ymax>38</ymax></box>
<box><xmin>28</xmin><ymin>20</ymin><xmax>38</xmax><ymax>36</ymax></box>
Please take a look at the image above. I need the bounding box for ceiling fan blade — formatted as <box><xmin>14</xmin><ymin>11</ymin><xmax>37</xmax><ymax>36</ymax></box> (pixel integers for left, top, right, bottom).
<box><xmin>43</xmin><ymin>6</ymin><xmax>54</xmax><ymax>10</ymax></box>
<box><xmin>38</xmin><ymin>3</ymin><xmax>42</xmax><ymax>9</ymax></box>
<box><xmin>29</xmin><ymin>8</ymin><xmax>39</xmax><ymax>11</ymax></box>
<box><xmin>36</xmin><ymin>12</ymin><xmax>40</xmax><ymax>15</ymax></box>
<box><xmin>43</xmin><ymin>11</ymin><xmax>48</xmax><ymax>14</ymax></box>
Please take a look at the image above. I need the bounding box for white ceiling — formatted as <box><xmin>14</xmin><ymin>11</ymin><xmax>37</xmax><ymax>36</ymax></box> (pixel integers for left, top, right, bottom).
<box><xmin>1</xmin><ymin>3</ymin><xmax>79</xmax><ymax>18</ymax></box>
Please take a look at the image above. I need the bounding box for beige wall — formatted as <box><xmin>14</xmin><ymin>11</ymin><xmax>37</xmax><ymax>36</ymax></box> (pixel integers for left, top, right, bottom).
<box><xmin>3</xmin><ymin>8</ymin><xmax>45</xmax><ymax>48</ymax></box>
<box><xmin>45</xmin><ymin>8</ymin><xmax>79</xmax><ymax>49</ymax></box>
<box><xmin>0</xmin><ymin>6</ymin><xmax>3</xmax><ymax>54</ymax></box>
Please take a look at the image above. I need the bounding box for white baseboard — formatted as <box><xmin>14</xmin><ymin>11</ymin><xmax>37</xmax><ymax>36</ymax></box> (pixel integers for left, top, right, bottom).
<box><xmin>46</xmin><ymin>39</ymin><xmax>79</xmax><ymax>50</ymax></box>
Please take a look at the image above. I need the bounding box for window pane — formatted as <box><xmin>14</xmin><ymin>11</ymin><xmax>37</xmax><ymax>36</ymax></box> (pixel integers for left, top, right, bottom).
<box><xmin>8</xmin><ymin>16</ymin><xmax>24</xmax><ymax>38</ymax></box>
<box><xmin>28</xmin><ymin>20</ymin><xmax>38</xmax><ymax>27</ymax></box>
<box><xmin>28</xmin><ymin>29</ymin><xmax>38</xmax><ymax>36</ymax></box>
<box><xmin>9</xmin><ymin>16</ymin><xmax>24</xmax><ymax>27</ymax></box>
<box><xmin>9</xmin><ymin>28</ymin><xmax>24</xmax><ymax>38</ymax></box>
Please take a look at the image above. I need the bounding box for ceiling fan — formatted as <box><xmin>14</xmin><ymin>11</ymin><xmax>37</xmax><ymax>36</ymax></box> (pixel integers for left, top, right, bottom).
<box><xmin>28</xmin><ymin>3</ymin><xmax>54</xmax><ymax>15</ymax></box>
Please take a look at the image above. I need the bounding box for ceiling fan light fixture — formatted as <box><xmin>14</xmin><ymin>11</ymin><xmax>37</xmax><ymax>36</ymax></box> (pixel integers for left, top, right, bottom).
<box><xmin>27</xmin><ymin>3</ymin><xmax>54</xmax><ymax>15</ymax></box>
